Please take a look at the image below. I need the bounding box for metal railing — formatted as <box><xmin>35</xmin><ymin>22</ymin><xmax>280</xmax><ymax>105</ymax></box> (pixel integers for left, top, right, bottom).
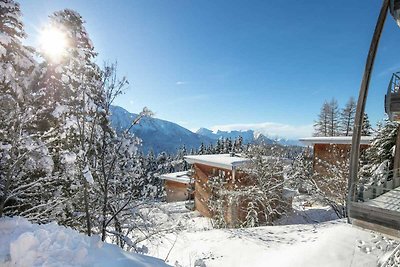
<box><xmin>355</xmin><ymin>169</ymin><xmax>400</xmax><ymax>202</ymax></box>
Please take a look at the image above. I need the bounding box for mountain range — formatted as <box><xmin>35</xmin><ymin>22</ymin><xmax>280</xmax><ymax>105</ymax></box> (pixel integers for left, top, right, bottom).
<box><xmin>110</xmin><ymin>105</ymin><xmax>302</xmax><ymax>154</ymax></box>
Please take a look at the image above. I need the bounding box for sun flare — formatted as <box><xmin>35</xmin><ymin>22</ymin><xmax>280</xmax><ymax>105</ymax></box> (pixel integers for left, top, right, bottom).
<box><xmin>39</xmin><ymin>26</ymin><xmax>68</xmax><ymax>61</ymax></box>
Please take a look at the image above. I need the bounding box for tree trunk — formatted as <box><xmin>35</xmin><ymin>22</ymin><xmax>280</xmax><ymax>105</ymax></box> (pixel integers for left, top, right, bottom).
<box><xmin>83</xmin><ymin>177</ymin><xmax>91</xmax><ymax>236</ymax></box>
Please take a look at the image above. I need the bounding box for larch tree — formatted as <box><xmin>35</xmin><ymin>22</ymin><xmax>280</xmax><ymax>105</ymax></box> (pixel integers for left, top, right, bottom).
<box><xmin>327</xmin><ymin>98</ymin><xmax>340</xmax><ymax>136</ymax></box>
<box><xmin>313</xmin><ymin>101</ymin><xmax>330</xmax><ymax>136</ymax></box>
<box><xmin>340</xmin><ymin>97</ymin><xmax>356</xmax><ymax>136</ymax></box>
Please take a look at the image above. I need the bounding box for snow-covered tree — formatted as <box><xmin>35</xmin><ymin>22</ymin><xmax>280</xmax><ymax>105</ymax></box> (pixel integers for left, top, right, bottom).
<box><xmin>0</xmin><ymin>0</ymin><xmax>51</xmax><ymax>219</ymax></box>
<box><xmin>313</xmin><ymin>145</ymin><xmax>349</xmax><ymax>218</ymax></box>
<box><xmin>360</xmin><ymin>119</ymin><xmax>397</xmax><ymax>184</ymax></box>
<box><xmin>198</xmin><ymin>142</ymin><xmax>206</xmax><ymax>155</ymax></box>
<box><xmin>244</xmin><ymin>201</ymin><xmax>259</xmax><ymax>227</ymax></box>
<box><xmin>361</xmin><ymin>113</ymin><xmax>373</xmax><ymax>136</ymax></box>
<box><xmin>207</xmin><ymin>144</ymin><xmax>288</xmax><ymax>228</ymax></box>
<box><xmin>288</xmin><ymin>145</ymin><xmax>350</xmax><ymax>218</ymax></box>
<box><xmin>286</xmin><ymin>150</ymin><xmax>313</xmax><ymax>193</ymax></box>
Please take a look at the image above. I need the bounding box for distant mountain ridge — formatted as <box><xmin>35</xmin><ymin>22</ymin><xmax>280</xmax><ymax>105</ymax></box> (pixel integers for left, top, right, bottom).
<box><xmin>110</xmin><ymin>106</ymin><xmax>213</xmax><ymax>154</ymax></box>
<box><xmin>110</xmin><ymin>105</ymin><xmax>302</xmax><ymax>155</ymax></box>
<box><xmin>196</xmin><ymin>128</ymin><xmax>301</xmax><ymax>146</ymax></box>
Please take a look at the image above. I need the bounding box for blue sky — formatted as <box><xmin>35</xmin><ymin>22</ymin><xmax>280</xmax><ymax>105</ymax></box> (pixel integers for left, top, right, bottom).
<box><xmin>19</xmin><ymin>0</ymin><xmax>400</xmax><ymax>138</ymax></box>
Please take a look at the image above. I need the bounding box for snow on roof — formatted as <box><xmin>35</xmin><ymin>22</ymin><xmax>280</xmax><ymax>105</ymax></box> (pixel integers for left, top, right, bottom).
<box><xmin>159</xmin><ymin>171</ymin><xmax>192</xmax><ymax>184</ymax></box>
<box><xmin>299</xmin><ymin>136</ymin><xmax>373</xmax><ymax>146</ymax></box>
<box><xmin>184</xmin><ymin>154</ymin><xmax>250</xmax><ymax>170</ymax></box>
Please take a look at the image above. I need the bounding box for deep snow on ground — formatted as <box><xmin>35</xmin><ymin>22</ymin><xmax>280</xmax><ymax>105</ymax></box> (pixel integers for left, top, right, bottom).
<box><xmin>2</xmin><ymin>197</ymin><xmax>399</xmax><ymax>267</ymax></box>
<box><xmin>136</xmin><ymin>198</ymin><xmax>399</xmax><ymax>267</ymax></box>
<box><xmin>0</xmin><ymin>216</ymin><xmax>168</xmax><ymax>267</ymax></box>
<box><xmin>144</xmin><ymin>220</ymin><xmax>398</xmax><ymax>267</ymax></box>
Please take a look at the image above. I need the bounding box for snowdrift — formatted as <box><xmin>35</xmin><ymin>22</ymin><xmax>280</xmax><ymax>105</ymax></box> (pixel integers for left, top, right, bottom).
<box><xmin>0</xmin><ymin>216</ymin><xmax>168</xmax><ymax>267</ymax></box>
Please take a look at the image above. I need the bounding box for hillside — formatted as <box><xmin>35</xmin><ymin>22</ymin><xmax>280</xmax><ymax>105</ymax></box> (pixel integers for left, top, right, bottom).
<box><xmin>110</xmin><ymin>106</ymin><xmax>212</xmax><ymax>154</ymax></box>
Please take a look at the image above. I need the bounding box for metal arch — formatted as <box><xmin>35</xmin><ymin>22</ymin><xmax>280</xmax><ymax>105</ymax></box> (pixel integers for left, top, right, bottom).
<box><xmin>347</xmin><ymin>0</ymin><xmax>390</xmax><ymax>222</ymax></box>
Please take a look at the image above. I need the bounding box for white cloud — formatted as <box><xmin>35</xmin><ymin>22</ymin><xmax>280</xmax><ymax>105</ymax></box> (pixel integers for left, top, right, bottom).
<box><xmin>176</xmin><ymin>81</ymin><xmax>187</xmax><ymax>85</ymax></box>
<box><xmin>210</xmin><ymin>122</ymin><xmax>313</xmax><ymax>139</ymax></box>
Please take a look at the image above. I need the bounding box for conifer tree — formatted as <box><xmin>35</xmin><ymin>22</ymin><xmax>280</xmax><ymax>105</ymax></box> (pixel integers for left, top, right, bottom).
<box><xmin>360</xmin><ymin>119</ymin><xmax>397</xmax><ymax>180</ymax></box>
<box><xmin>198</xmin><ymin>142</ymin><xmax>206</xmax><ymax>155</ymax></box>
<box><xmin>362</xmin><ymin>113</ymin><xmax>373</xmax><ymax>136</ymax></box>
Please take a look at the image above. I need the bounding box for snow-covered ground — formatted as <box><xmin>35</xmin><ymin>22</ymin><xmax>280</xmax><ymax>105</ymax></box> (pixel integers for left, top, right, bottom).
<box><xmin>0</xmin><ymin>216</ymin><xmax>168</xmax><ymax>267</ymax></box>
<box><xmin>1</xmin><ymin>197</ymin><xmax>399</xmax><ymax>267</ymax></box>
<box><xmin>135</xmin><ymin>197</ymin><xmax>399</xmax><ymax>267</ymax></box>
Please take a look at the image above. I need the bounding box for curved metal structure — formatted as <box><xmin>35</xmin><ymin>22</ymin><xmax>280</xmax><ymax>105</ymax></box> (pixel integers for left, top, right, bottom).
<box><xmin>348</xmin><ymin>0</ymin><xmax>400</xmax><ymax>224</ymax></box>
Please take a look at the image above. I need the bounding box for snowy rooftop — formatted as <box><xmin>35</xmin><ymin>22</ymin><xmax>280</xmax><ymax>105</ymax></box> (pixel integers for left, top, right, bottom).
<box><xmin>184</xmin><ymin>154</ymin><xmax>250</xmax><ymax>170</ymax></box>
<box><xmin>299</xmin><ymin>136</ymin><xmax>373</xmax><ymax>146</ymax></box>
<box><xmin>159</xmin><ymin>171</ymin><xmax>192</xmax><ymax>184</ymax></box>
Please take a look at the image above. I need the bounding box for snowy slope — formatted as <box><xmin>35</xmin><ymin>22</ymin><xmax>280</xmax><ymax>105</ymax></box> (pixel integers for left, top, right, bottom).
<box><xmin>136</xmin><ymin>202</ymin><xmax>398</xmax><ymax>267</ymax></box>
<box><xmin>0</xmin><ymin>216</ymin><xmax>168</xmax><ymax>267</ymax></box>
<box><xmin>145</xmin><ymin>221</ymin><xmax>395</xmax><ymax>267</ymax></box>
<box><xmin>110</xmin><ymin>106</ymin><xmax>212</xmax><ymax>154</ymax></box>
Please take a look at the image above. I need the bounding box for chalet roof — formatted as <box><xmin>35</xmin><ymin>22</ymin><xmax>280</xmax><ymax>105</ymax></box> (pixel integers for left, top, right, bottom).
<box><xmin>184</xmin><ymin>154</ymin><xmax>250</xmax><ymax>170</ymax></box>
<box><xmin>159</xmin><ymin>171</ymin><xmax>192</xmax><ymax>184</ymax></box>
<box><xmin>299</xmin><ymin>136</ymin><xmax>374</xmax><ymax>146</ymax></box>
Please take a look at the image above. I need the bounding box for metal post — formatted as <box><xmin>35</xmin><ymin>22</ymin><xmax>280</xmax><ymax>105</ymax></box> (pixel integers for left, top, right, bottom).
<box><xmin>347</xmin><ymin>0</ymin><xmax>390</xmax><ymax>222</ymax></box>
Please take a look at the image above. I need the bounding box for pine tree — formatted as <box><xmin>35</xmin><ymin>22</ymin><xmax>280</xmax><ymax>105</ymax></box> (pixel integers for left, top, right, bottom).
<box><xmin>360</xmin><ymin>119</ymin><xmax>397</xmax><ymax>180</ymax></box>
<box><xmin>244</xmin><ymin>201</ymin><xmax>259</xmax><ymax>227</ymax></box>
<box><xmin>340</xmin><ymin>97</ymin><xmax>356</xmax><ymax>136</ymax></box>
<box><xmin>362</xmin><ymin>113</ymin><xmax>373</xmax><ymax>136</ymax></box>
<box><xmin>198</xmin><ymin>142</ymin><xmax>206</xmax><ymax>155</ymax></box>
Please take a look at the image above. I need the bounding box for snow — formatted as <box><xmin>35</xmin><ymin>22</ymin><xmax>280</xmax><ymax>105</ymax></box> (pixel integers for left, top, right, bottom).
<box><xmin>143</xmin><ymin>222</ymin><xmax>396</xmax><ymax>267</ymax></box>
<box><xmin>364</xmin><ymin>186</ymin><xmax>400</xmax><ymax>212</ymax></box>
<box><xmin>61</xmin><ymin>151</ymin><xmax>77</xmax><ymax>164</ymax></box>
<box><xmin>51</xmin><ymin>104</ymin><xmax>69</xmax><ymax>118</ymax></box>
<box><xmin>135</xmin><ymin>199</ymin><xmax>398</xmax><ymax>267</ymax></box>
<box><xmin>184</xmin><ymin>154</ymin><xmax>251</xmax><ymax>170</ymax></box>
<box><xmin>159</xmin><ymin>171</ymin><xmax>192</xmax><ymax>184</ymax></box>
<box><xmin>0</xmin><ymin>216</ymin><xmax>169</xmax><ymax>267</ymax></box>
<box><xmin>83</xmin><ymin>165</ymin><xmax>94</xmax><ymax>184</ymax></box>
<box><xmin>299</xmin><ymin>136</ymin><xmax>373</xmax><ymax>145</ymax></box>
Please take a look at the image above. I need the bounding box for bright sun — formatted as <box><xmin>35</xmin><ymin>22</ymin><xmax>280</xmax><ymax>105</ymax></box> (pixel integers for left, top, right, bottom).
<box><xmin>39</xmin><ymin>26</ymin><xmax>68</xmax><ymax>61</ymax></box>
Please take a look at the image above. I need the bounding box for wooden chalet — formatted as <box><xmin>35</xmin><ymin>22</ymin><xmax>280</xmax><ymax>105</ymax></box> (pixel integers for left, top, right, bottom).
<box><xmin>160</xmin><ymin>154</ymin><xmax>291</xmax><ymax>227</ymax></box>
<box><xmin>300</xmin><ymin>136</ymin><xmax>400</xmax><ymax>236</ymax></box>
<box><xmin>184</xmin><ymin>154</ymin><xmax>251</xmax><ymax>224</ymax></box>
<box><xmin>159</xmin><ymin>171</ymin><xmax>194</xmax><ymax>203</ymax></box>
<box><xmin>299</xmin><ymin>136</ymin><xmax>373</xmax><ymax>175</ymax></box>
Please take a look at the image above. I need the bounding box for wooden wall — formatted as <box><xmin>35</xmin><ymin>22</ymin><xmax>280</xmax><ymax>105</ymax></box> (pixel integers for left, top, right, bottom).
<box><xmin>164</xmin><ymin>180</ymin><xmax>190</xmax><ymax>203</ymax></box>
<box><xmin>313</xmin><ymin>143</ymin><xmax>369</xmax><ymax>175</ymax></box>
